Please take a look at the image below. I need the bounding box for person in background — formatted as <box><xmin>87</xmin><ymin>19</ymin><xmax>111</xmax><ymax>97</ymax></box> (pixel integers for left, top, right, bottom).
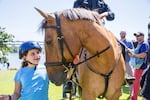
<box><xmin>140</xmin><ymin>26</ymin><xmax>150</xmax><ymax>100</ymax></box>
<box><xmin>0</xmin><ymin>41</ymin><xmax>49</xmax><ymax>100</ymax></box>
<box><xmin>120</xmin><ymin>30</ymin><xmax>134</xmax><ymax>93</ymax></box>
<box><xmin>3</xmin><ymin>61</ymin><xmax>8</xmax><ymax>70</ymax></box>
<box><xmin>73</xmin><ymin>0</ymin><xmax>115</xmax><ymax>21</ymax></box>
<box><xmin>4</xmin><ymin>61</ymin><xmax>10</xmax><ymax>70</ymax></box>
<box><xmin>6</xmin><ymin>62</ymin><xmax>10</xmax><ymax>70</ymax></box>
<box><xmin>140</xmin><ymin>65</ymin><xmax>150</xmax><ymax>100</ymax></box>
<box><xmin>128</xmin><ymin>32</ymin><xmax>149</xmax><ymax>100</ymax></box>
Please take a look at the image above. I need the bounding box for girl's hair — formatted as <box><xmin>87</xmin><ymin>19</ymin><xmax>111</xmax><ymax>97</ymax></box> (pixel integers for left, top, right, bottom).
<box><xmin>21</xmin><ymin>51</ymin><xmax>28</xmax><ymax>68</ymax></box>
<box><xmin>21</xmin><ymin>60</ymin><xmax>28</xmax><ymax>68</ymax></box>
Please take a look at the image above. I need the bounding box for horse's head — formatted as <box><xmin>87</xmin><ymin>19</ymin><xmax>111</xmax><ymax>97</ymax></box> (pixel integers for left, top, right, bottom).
<box><xmin>35</xmin><ymin>8</ymin><xmax>81</xmax><ymax>85</ymax></box>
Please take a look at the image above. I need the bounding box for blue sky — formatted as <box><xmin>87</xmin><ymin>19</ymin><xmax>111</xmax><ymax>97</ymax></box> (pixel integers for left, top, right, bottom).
<box><xmin>0</xmin><ymin>0</ymin><xmax>150</xmax><ymax>41</ymax></box>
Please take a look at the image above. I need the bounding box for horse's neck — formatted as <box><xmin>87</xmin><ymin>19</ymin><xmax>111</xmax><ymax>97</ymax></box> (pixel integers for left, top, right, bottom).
<box><xmin>79</xmin><ymin>25</ymin><xmax>119</xmax><ymax>68</ymax></box>
<box><xmin>80</xmin><ymin>24</ymin><xmax>111</xmax><ymax>54</ymax></box>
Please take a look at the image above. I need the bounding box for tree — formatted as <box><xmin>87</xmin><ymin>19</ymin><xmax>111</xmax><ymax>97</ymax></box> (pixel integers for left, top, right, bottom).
<box><xmin>0</xmin><ymin>27</ymin><xmax>15</xmax><ymax>63</ymax></box>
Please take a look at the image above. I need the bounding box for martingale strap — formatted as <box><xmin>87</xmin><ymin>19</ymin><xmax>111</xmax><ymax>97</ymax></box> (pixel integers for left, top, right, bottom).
<box><xmin>74</xmin><ymin>45</ymin><xmax>111</xmax><ymax>67</ymax></box>
<box><xmin>83</xmin><ymin>46</ymin><xmax>122</xmax><ymax>99</ymax></box>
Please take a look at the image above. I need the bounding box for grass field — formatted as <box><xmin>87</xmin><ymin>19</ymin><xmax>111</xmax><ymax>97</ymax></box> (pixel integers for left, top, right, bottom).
<box><xmin>0</xmin><ymin>70</ymin><xmax>142</xmax><ymax>100</ymax></box>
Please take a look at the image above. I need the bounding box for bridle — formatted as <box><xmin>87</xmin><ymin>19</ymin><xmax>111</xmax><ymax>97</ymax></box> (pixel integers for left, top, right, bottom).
<box><xmin>44</xmin><ymin>12</ymin><xmax>111</xmax><ymax>69</ymax></box>
<box><xmin>44</xmin><ymin>12</ymin><xmax>74</xmax><ymax>68</ymax></box>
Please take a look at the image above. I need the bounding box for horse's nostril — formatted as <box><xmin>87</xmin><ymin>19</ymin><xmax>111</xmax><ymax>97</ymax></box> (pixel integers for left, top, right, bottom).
<box><xmin>45</xmin><ymin>40</ymin><xmax>52</xmax><ymax>45</ymax></box>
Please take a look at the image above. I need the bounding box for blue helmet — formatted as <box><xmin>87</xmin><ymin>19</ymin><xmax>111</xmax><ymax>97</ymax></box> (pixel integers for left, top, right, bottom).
<box><xmin>19</xmin><ymin>41</ymin><xmax>42</xmax><ymax>59</ymax></box>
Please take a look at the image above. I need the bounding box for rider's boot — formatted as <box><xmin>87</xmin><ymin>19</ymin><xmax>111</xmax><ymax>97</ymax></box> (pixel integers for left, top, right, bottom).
<box><xmin>63</xmin><ymin>81</ymin><xmax>73</xmax><ymax>93</ymax></box>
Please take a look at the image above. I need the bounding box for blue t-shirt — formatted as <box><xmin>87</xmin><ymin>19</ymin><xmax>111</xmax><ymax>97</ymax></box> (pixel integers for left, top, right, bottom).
<box><xmin>136</xmin><ymin>42</ymin><xmax>149</xmax><ymax>69</ymax></box>
<box><xmin>14</xmin><ymin>65</ymin><xmax>49</xmax><ymax>100</ymax></box>
<box><xmin>122</xmin><ymin>39</ymin><xmax>134</xmax><ymax>62</ymax></box>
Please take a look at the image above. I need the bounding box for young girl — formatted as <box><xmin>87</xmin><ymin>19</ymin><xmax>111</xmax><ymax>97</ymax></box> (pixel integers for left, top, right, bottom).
<box><xmin>0</xmin><ymin>41</ymin><xmax>49</xmax><ymax>100</ymax></box>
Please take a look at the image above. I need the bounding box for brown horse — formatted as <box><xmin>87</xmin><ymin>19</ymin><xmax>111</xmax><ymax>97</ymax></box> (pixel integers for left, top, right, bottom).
<box><xmin>36</xmin><ymin>8</ymin><xmax>126</xmax><ymax>100</ymax></box>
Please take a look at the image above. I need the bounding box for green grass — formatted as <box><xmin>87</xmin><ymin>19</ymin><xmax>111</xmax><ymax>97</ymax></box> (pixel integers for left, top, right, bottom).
<box><xmin>0</xmin><ymin>70</ymin><xmax>142</xmax><ymax>100</ymax></box>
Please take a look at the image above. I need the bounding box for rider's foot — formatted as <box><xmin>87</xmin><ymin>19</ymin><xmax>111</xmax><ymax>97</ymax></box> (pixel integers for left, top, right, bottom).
<box><xmin>63</xmin><ymin>81</ymin><xmax>73</xmax><ymax>93</ymax></box>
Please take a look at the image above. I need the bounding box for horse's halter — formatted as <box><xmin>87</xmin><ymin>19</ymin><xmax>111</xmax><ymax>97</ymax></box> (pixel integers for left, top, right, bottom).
<box><xmin>44</xmin><ymin>12</ymin><xmax>74</xmax><ymax>68</ymax></box>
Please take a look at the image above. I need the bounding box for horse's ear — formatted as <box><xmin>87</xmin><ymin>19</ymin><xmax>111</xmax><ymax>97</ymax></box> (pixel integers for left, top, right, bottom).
<box><xmin>35</xmin><ymin>7</ymin><xmax>48</xmax><ymax>19</ymax></box>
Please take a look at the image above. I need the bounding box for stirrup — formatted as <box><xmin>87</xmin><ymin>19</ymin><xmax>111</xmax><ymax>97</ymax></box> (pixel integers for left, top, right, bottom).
<box><xmin>63</xmin><ymin>81</ymin><xmax>73</xmax><ymax>93</ymax></box>
<box><xmin>125</xmin><ymin>77</ymin><xmax>135</xmax><ymax>85</ymax></box>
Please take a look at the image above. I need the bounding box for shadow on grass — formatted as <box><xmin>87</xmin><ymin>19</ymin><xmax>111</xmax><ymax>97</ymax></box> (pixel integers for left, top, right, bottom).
<box><xmin>122</xmin><ymin>85</ymin><xmax>130</xmax><ymax>100</ymax></box>
<box><xmin>122</xmin><ymin>85</ymin><xmax>130</xmax><ymax>94</ymax></box>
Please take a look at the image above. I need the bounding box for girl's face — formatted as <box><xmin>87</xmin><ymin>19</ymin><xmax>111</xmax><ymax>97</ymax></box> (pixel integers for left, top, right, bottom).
<box><xmin>24</xmin><ymin>49</ymin><xmax>41</xmax><ymax>67</ymax></box>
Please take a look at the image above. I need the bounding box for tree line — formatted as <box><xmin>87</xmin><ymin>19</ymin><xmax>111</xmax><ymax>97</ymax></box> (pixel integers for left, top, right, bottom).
<box><xmin>0</xmin><ymin>27</ymin><xmax>15</xmax><ymax>63</ymax></box>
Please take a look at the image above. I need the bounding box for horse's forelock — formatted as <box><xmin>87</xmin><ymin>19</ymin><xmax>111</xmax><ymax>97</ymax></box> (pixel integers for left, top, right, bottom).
<box><xmin>62</xmin><ymin>8</ymin><xmax>99</xmax><ymax>22</ymax></box>
<box><xmin>38</xmin><ymin>19</ymin><xmax>46</xmax><ymax>34</ymax></box>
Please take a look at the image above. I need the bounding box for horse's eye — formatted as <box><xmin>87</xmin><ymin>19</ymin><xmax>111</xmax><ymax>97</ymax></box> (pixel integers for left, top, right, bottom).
<box><xmin>45</xmin><ymin>40</ymin><xmax>52</xmax><ymax>45</ymax></box>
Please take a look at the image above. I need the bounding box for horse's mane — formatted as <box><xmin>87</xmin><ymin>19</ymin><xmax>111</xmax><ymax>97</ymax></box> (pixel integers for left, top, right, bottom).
<box><xmin>38</xmin><ymin>8</ymin><xmax>101</xmax><ymax>32</ymax></box>
<box><xmin>62</xmin><ymin>8</ymin><xmax>99</xmax><ymax>22</ymax></box>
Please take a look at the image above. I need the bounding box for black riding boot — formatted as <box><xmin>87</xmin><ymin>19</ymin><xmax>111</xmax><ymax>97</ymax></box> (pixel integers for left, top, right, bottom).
<box><xmin>63</xmin><ymin>81</ymin><xmax>73</xmax><ymax>93</ymax></box>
